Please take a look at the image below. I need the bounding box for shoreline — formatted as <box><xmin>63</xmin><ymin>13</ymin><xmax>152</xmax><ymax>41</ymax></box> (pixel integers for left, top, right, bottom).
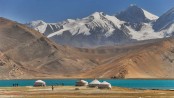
<box><xmin>4</xmin><ymin>85</ymin><xmax>174</xmax><ymax>91</ymax></box>
<box><xmin>0</xmin><ymin>79</ymin><xmax>174</xmax><ymax>91</ymax></box>
<box><xmin>0</xmin><ymin>86</ymin><xmax>174</xmax><ymax>98</ymax></box>
<box><xmin>1</xmin><ymin>78</ymin><xmax>174</xmax><ymax>80</ymax></box>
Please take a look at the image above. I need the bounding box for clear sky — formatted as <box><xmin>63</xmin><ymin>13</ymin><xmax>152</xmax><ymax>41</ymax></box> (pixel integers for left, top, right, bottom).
<box><xmin>0</xmin><ymin>0</ymin><xmax>174</xmax><ymax>23</ymax></box>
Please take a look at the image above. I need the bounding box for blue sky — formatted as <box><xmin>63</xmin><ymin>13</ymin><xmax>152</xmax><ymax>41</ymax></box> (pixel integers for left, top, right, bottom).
<box><xmin>0</xmin><ymin>0</ymin><xmax>174</xmax><ymax>23</ymax></box>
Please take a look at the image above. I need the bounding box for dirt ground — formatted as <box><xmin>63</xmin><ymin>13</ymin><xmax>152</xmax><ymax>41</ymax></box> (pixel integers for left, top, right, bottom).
<box><xmin>0</xmin><ymin>86</ymin><xmax>174</xmax><ymax>98</ymax></box>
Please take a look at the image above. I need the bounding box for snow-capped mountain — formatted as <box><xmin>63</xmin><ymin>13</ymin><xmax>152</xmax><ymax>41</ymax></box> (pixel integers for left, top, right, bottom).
<box><xmin>116</xmin><ymin>5</ymin><xmax>158</xmax><ymax>31</ymax></box>
<box><xmin>27</xmin><ymin>5</ymin><xmax>173</xmax><ymax>47</ymax></box>
<box><xmin>116</xmin><ymin>5</ymin><xmax>158</xmax><ymax>23</ymax></box>
<box><xmin>27</xmin><ymin>20</ymin><xmax>47</xmax><ymax>33</ymax></box>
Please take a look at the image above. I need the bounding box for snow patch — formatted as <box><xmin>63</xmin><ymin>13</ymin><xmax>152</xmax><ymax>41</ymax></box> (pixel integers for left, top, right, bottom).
<box><xmin>28</xmin><ymin>20</ymin><xmax>47</xmax><ymax>33</ymax></box>
<box><xmin>105</xmin><ymin>15</ymin><xmax>124</xmax><ymax>28</ymax></box>
<box><xmin>126</xmin><ymin>23</ymin><xmax>163</xmax><ymax>40</ymax></box>
<box><xmin>142</xmin><ymin>9</ymin><xmax>159</xmax><ymax>20</ymax></box>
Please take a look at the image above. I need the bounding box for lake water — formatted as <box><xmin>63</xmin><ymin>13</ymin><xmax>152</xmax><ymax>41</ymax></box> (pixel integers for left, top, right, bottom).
<box><xmin>0</xmin><ymin>79</ymin><xmax>174</xmax><ymax>90</ymax></box>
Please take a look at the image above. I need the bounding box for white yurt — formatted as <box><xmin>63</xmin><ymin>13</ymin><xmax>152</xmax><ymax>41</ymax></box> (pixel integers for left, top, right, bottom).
<box><xmin>75</xmin><ymin>80</ymin><xmax>88</xmax><ymax>86</ymax></box>
<box><xmin>88</xmin><ymin>79</ymin><xmax>101</xmax><ymax>87</ymax></box>
<box><xmin>98</xmin><ymin>81</ymin><xmax>112</xmax><ymax>89</ymax></box>
<box><xmin>34</xmin><ymin>80</ymin><xmax>46</xmax><ymax>87</ymax></box>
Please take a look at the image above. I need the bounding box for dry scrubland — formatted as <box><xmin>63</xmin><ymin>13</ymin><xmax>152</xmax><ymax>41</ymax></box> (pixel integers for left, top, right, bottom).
<box><xmin>0</xmin><ymin>86</ymin><xmax>174</xmax><ymax>98</ymax></box>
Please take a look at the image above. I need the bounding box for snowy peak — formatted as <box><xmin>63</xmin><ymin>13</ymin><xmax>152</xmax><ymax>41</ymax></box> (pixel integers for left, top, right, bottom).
<box><xmin>27</xmin><ymin>20</ymin><xmax>46</xmax><ymax>28</ymax></box>
<box><xmin>27</xmin><ymin>5</ymin><xmax>174</xmax><ymax>47</ymax></box>
<box><xmin>26</xmin><ymin>20</ymin><xmax>47</xmax><ymax>33</ymax></box>
<box><xmin>91</xmin><ymin>12</ymin><xmax>104</xmax><ymax>18</ymax></box>
<box><xmin>85</xmin><ymin>12</ymin><xmax>106</xmax><ymax>21</ymax></box>
<box><xmin>116</xmin><ymin>5</ymin><xmax>158</xmax><ymax>23</ymax></box>
<box><xmin>89</xmin><ymin>12</ymin><xmax>107</xmax><ymax>18</ymax></box>
<box><xmin>130</xmin><ymin>4</ymin><xmax>158</xmax><ymax>20</ymax></box>
<box><xmin>47</xmin><ymin>12</ymin><xmax>124</xmax><ymax>38</ymax></box>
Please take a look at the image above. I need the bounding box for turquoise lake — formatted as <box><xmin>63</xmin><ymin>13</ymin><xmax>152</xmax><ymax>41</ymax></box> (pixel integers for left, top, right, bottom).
<box><xmin>0</xmin><ymin>79</ymin><xmax>174</xmax><ymax>90</ymax></box>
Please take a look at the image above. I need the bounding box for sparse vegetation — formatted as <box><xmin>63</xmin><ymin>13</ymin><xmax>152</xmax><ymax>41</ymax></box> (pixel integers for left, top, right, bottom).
<box><xmin>0</xmin><ymin>86</ymin><xmax>173</xmax><ymax>98</ymax></box>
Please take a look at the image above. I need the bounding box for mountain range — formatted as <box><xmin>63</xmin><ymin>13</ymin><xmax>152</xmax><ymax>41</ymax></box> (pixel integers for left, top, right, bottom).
<box><xmin>1</xmin><ymin>17</ymin><xmax>174</xmax><ymax>79</ymax></box>
<box><xmin>1</xmin><ymin>5</ymin><xmax>174</xmax><ymax>79</ymax></box>
<box><xmin>27</xmin><ymin>5</ymin><xmax>174</xmax><ymax>47</ymax></box>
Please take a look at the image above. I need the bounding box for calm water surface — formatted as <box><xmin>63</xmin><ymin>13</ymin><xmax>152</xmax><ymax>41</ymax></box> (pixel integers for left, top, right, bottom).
<box><xmin>0</xmin><ymin>79</ymin><xmax>174</xmax><ymax>90</ymax></box>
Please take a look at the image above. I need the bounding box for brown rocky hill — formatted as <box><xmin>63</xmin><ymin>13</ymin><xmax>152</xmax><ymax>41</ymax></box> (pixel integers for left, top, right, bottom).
<box><xmin>0</xmin><ymin>17</ymin><xmax>174</xmax><ymax>79</ymax></box>
<box><xmin>0</xmin><ymin>18</ymin><xmax>98</xmax><ymax>79</ymax></box>
<box><xmin>80</xmin><ymin>38</ymin><xmax>174</xmax><ymax>78</ymax></box>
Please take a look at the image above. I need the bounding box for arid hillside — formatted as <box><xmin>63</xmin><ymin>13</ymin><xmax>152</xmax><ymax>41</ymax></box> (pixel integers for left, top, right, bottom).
<box><xmin>0</xmin><ymin>17</ymin><xmax>99</xmax><ymax>79</ymax></box>
<box><xmin>80</xmin><ymin>38</ymin><xmax>174</xmax><ymax>78</ymax></box>
<box><xmin>0</xmin><ymin>17</ymin><xmax>174</xmax><ymax>79</ymax></box>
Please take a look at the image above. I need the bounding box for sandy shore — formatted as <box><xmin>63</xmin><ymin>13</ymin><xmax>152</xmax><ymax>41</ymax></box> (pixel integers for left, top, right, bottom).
<box><xmin>0</xmin><ymin>86</ymin><xmax>174</xmax><ymax>98</ymax></box>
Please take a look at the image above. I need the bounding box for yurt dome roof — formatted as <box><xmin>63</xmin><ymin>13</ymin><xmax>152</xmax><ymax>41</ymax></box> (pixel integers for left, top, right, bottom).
<box><xmin>35</xmin><ymin>80</ymin><xmax>45</xmax><ymax>84</ymax></box>
<box><xmin>101</xmin><ymin>81</ymin><xmax>111</xmax><ymax>85</ymax></box>
<box><xmin>89</xmin><ymin>79</ymin><xmax>101</xmax><ymax>84</ymax></box>
<box><xmin>80</xmin><ymin>80</ymin><xmax>88</xmax><ymax>83</ymax></box>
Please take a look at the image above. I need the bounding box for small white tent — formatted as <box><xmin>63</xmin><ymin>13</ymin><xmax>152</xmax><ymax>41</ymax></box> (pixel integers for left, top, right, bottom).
<box><xmin>75</xmin><ymin>80</ymin><xmax>88</xmax><ymax>86</ymax></box>
<box><xmin>98</xmin><ymin>81</ymin><xmax>111</xmax><ymax>89</ymax></box>
<box><xmin>34</xmin><ymin>80</ymin><xmax>46</xmax><ymax>87</ymax></box>
<box><xmin>88</xmin><ymin>79</ymin><xmax>101</xmax><ymax>87</ymax></box>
